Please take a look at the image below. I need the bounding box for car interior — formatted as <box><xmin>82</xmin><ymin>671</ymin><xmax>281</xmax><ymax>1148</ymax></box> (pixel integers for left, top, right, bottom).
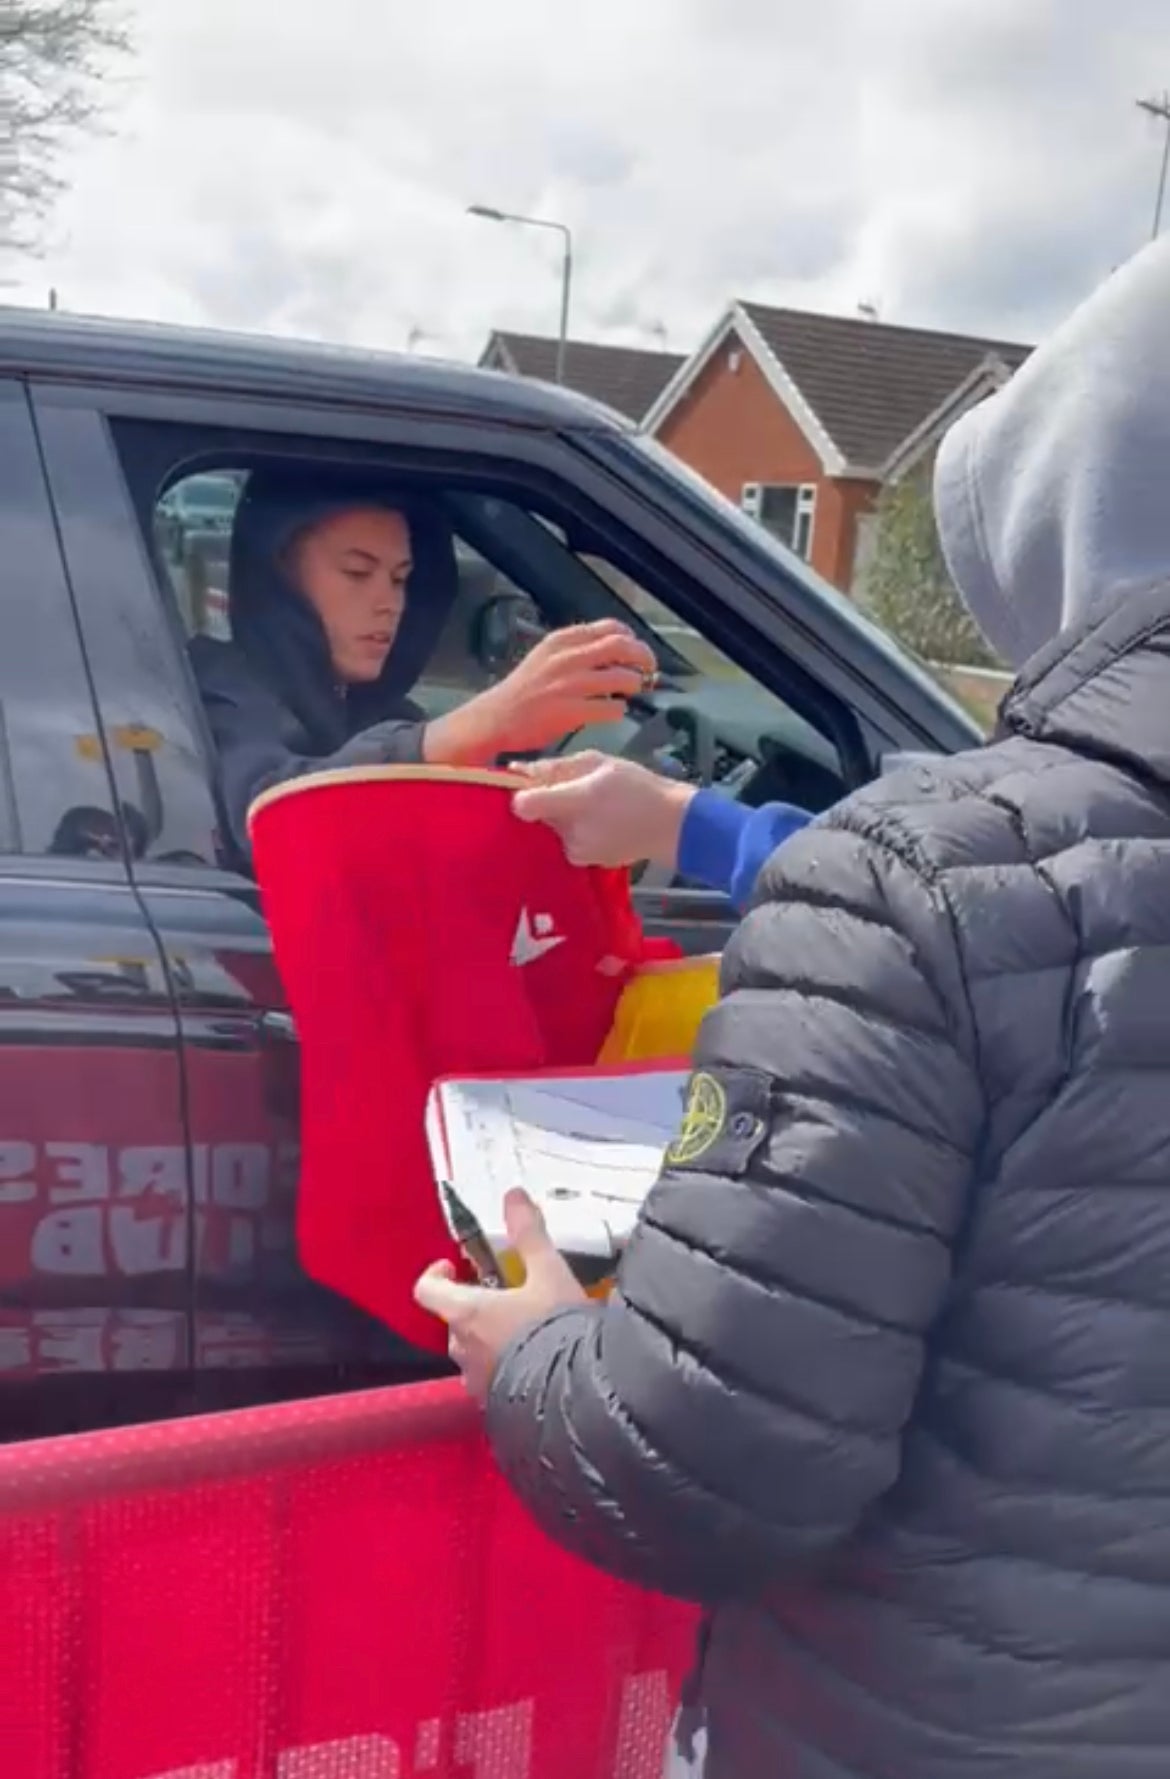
<box><xmin>145</xmin><ymin>458</ymin><xmax>854</xmax><ymax>879</ymax></box>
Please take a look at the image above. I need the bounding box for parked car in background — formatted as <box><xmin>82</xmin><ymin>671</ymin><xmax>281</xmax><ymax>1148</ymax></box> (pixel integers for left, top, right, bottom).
<box><xmin>154</xmin><ymin>470</ymin><xmax>242</xmax><ymax>637</ymax></box>
<box><xmin>155</xmin><ymin>469</ymin><xmax>241</xmax><ymax>560</ymax></box>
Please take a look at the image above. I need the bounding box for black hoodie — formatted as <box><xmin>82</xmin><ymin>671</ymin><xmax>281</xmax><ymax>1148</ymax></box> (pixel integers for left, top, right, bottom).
<box><xmin>190</xmin><ymin>467</ymin><xmax>459</xmax><ymax>862</ymax></box>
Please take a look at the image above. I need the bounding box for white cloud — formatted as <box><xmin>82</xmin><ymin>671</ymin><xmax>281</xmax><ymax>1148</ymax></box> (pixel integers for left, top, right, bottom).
<box><xmin>3</xmin><ymin>0</ymin><xmax>1168</xmax><ymax>356</ymax></box>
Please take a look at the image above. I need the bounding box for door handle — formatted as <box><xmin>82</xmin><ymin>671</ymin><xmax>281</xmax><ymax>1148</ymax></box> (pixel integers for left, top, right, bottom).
<box><xmin>259</xmin><ymin>1009</ymin><xmax>299</xmax><ymax>1121</ymax></box>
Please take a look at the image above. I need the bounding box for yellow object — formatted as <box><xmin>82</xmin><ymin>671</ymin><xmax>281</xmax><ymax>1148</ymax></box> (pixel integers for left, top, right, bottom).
<box><xmin>113</xmin><ymin>724</ymin><xmax>162</xmax><ymax>753</ymax></box>
<box><xmin>597</xmin><ymin>954</ymin><xmax>721</xmax><ymax>1065</ymax></box>
<box><xmin>571</xmin><ymin>953</ymin><xmax>723</xmax><ymax>1301</ymax></box>
<box><xmin>484</xmin><ymin>955</ymin><xmax>723</xmax><ymax>1298</ymax></box>
<box><xmin>498</xmin><ymin>1248</ymin><xmax>528</xmax><ymax>1289</ymax></box>
<box><xmin>497</xmin><ymin>1247</ymin><xmax>614</xmax><ymax>1301</ymax></box>
<box><xmin>75</xmin><ymin>725</ymin><xmax>163</xmax><ymax>762</ymax></box>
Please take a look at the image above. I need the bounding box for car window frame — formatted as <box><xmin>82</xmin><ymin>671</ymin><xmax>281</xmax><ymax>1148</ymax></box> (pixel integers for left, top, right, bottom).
<box><xmin>31</xmin><ymin>376</ymin><xmax>927</xmax><ymax>888</ymax></box>
<box><xmin>0</xmin><ymin>379</ymin><xmax>140</xmax><ymax>866</ymax></box>
<box><xmin>35</xmin><ymin>373</ymin><xmax>925</xmax><ymax>752</ymax></box>
<box><xmin>32</xmin><ymin>370</ymin><xmax>978</xmax><ymax>753</ymax></box>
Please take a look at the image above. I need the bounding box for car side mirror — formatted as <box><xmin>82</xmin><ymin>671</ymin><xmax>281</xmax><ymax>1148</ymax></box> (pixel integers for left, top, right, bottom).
<box><xmin>470</xmin><ymin>593</ymin><xmax>545</xmax><ymax>675</ymax></box>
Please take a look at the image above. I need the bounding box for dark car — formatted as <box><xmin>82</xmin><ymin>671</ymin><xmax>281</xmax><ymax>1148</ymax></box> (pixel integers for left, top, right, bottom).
<box><xmin>0</xmin><ymin>308</ymin><xmax>980</xmax><ymax>1440</ymax></box>
<box><xmin>155</xmin><ymin>468</ymin><xmax>240</xmax><ymax>553</ymax></box>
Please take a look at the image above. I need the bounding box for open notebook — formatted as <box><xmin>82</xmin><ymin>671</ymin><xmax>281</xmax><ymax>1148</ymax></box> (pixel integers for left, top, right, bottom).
<box><xmin>425</xmin><ymin>1064</ymin><xmax>688</xmax><ymax>1262</ymax></box>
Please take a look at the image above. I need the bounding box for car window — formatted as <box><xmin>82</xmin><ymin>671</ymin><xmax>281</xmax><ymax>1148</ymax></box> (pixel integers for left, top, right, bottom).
<box><xmin>0</xmin><ymin>389</ymin><xmax>124</xmax><ymax>859</ymax></box>
<box><xmin>125</xmin><ymin>448</ymin><xmax>846</xmax><ymax>864</ymax></box>
<box><xmin>155</xmin><ymin>466</ymin><xmax>846</xmax><ymax>809</ymax></box>
<box><xmin>412</xmin><ymin>539</ymin><xmax>539</xmax><ymax>719</ymax></box>
<box><xmin>416</xmin><ymin>497</ymin><xmax>845</xmax><ymax>812</ymax></box>
<box><xmin>182</xmin><ymin>474</ymin><xmax>240</xmax><ymax>516</ymax></box>
<box><xmin>577</xmin><ymin>555</ymin><xmax>839</xmax><ymax>776</ymax></box>
<box><xmin>32</xmin><ymin>408</ymin><xmax>234</xmax><ymax>869</ymax></box>
<box><xmin>157</xmin><ymin>472</ymin><xmax>242</xmax><ymax>642</ymax></box>
<box><xmin>620</xmin><ymin>430</ymin><xmax>975</xmax><ymax>723</ymax></box>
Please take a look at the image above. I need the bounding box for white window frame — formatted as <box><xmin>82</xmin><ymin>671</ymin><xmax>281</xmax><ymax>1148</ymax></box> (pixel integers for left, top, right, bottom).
<box><xmin>740</xmin><ymin>482</ymin><xmax>817</xmax><ymax>560</ymax></box>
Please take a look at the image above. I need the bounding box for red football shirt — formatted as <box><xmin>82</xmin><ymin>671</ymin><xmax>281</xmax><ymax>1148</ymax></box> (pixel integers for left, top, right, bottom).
<box><xmin>250</xmin><ymin>766</ymin><xmax>671</xmax><ymax>1351</ymax></box>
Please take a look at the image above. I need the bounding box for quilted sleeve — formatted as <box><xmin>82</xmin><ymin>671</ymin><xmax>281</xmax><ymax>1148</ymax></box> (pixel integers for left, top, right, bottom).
<box><xmin>485</xmin><ymin>809</ymin><xmax>985</xmax><ymax>1602</ymax></box>
<box><xmin>191</xmin><ymin>638</ymin><xmax>425</xmax><ymax>858</ymax></box>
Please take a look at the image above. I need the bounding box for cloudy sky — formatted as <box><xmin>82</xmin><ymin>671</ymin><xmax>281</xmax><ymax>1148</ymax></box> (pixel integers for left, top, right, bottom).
<box><xmin>4</xmin><ymin>0</ymin><xmax>1168</xmax><ymax>360</ymax></box>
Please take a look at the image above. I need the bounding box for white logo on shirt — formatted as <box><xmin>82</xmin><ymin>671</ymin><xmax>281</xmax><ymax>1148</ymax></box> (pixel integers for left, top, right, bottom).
<box><xmin>510</xmin><ymin>908</ymin><xmax>566</xmax><ymax>967</ymax></box>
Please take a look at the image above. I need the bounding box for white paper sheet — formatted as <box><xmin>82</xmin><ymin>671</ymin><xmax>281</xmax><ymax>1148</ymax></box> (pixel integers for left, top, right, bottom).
<box><xmin>426</xmin><ymin>1067</ymin><xmax>688</xmax><ymax>1257</ymax></box>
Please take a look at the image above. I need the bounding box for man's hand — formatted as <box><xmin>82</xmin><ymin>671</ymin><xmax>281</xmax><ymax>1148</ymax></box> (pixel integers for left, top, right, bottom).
<box><xmin>485</xmin><ymin>621</ymin><xmax>656</xmax><ymax>754</ymax></box>
<box><xmin>414</xmin><ymin>1189</ymin><xmax>589</xmax><ymax>1402</ymax></box>
<box><xmin>513</xmin><ymin>750</ymin><xmax>697</xmax><ymax>869</ymax></box>
<box><xmin>424</xmin><ymin>621</ymin><xmax>656</xmax><ymax>766</ymax></box>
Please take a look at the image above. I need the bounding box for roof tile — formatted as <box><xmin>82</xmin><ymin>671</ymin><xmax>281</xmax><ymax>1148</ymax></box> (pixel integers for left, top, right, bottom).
<box><xmin>739</xmin><ymin>303</ymin><xmax>1032</xmax><ymax>468</ymax></box>
<box><xmin>485</xmin><ymin>331</ymin><xmax>683</xmax><ymax>421</ymax></box>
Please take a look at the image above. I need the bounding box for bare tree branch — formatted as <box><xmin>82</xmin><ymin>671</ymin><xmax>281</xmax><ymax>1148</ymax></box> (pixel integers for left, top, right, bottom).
<box><xmin>0</xmin><ymin>0</ymin><xmax>129</xmax><ymax>252</ymax></box>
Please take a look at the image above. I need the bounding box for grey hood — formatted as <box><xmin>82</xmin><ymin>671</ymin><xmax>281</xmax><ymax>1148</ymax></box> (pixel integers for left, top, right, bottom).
<box><xmin>934</xmin><ymin>235</ymin><xmax>1170</xmax><ymax>670</ymax></box>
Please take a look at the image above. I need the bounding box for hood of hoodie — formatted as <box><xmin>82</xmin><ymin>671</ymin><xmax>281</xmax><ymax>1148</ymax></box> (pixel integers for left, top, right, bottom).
<box><xmin>228</xmin><ymin>466</ymin><xmax>459</xmax><ymax>751</ymax></box>
<box><xmin>933</xmin><ymin>234</ymin><xmax>1170</xmax><ymax>672</ymax></box>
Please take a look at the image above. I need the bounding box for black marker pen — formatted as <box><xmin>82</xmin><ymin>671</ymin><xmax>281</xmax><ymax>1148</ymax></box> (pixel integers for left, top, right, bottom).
<box><xmin>439</xmin><ymin>1180</ymin><xmax>506</xmax><ymax>1289</ymax></box>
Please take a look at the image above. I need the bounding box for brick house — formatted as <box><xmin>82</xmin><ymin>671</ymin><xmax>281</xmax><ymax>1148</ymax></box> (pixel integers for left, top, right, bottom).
<box><xmin>479</xmin><ymin>330</ymin><xmax>683</xmax><ymax>421</ymax></box>
<box><xmin>643</xmin><ymin>304</ymin><xmax>1031</xmax><ymax>592</ymax></box>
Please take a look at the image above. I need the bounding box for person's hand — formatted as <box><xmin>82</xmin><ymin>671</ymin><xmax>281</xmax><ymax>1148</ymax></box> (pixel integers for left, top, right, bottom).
<box><xmin>513</xmin><ymin>750</ymin><xmax>697</xmax><ymax>869</ymax></box>
<box><xmin>414</xmin><ymin>1189</ymin><xmax>589</xmax><ymax>1403</ymax></box>
<box><xmin>477</xmin><ymin>620</ymin><xmax>656</xmax><ymax>756</ymax></box>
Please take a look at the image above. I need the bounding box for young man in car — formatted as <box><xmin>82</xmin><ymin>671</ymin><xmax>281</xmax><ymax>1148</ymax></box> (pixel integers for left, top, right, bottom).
<box><xmin>418</xmin><ymin>234</ymin><xmax>1170</xmax><ymax>1778</ymax></box>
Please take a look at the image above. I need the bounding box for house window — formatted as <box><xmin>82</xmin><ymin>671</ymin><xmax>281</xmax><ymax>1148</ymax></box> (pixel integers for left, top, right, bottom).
<box><xmin>741</xmin><ymin>483</ymin><xmax>816</xmax><ymax>559</ymax></box>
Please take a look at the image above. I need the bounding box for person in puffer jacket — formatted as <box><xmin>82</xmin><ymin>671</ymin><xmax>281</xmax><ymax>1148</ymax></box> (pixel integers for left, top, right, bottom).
<box><xmin>417</xmin><ymin>232</ymin><xmax>1170</xmax><ymax>1779</ymax></box>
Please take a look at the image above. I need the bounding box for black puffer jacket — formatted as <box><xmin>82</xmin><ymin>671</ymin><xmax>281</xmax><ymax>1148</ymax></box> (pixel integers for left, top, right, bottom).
<box><xmin>489</xmin><ymin>229</ymin><xmax>1170</xmax><ymax>1777</ymax></box>
<box><xmin>489</xmin><ymin>587</ymin><xmax>1170</xmax><ymax>1777</ymax></box>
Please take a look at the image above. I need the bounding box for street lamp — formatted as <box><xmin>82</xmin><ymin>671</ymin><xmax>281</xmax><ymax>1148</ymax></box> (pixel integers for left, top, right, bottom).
<box><xmin>468</xmin><ymin>204</ymin><xmax>573</xmax><ymax>384</ymax></box>
<box><xmin>1137</xmin><ymin>93</ymin><xmax>1170</xmax><ymax>241</ymax></box>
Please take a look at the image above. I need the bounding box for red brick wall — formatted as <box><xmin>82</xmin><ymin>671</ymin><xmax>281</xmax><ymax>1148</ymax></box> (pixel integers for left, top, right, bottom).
<box><xmin>819</xmin><ymin>477</ymin><xmax>879</xmax><ymax>588</ymax></box>
<box><xmin>653</xmin><ymin>332</ymin><xmax>878</xmax><ymax>590</ymax></box>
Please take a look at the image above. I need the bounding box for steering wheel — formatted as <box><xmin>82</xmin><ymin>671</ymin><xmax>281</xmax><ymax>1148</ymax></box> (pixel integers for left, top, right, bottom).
<box><xmin>614</xmin><ymin>703</ymin><xmax>723</xmax><ymax>893</ymax></box>
<box><xmin>619</xmin><ymin>701</ymin><xmax>719</xmax><ymax>787</ymax></box>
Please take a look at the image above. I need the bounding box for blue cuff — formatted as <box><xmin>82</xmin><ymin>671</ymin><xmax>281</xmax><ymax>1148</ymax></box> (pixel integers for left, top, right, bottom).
<box><xmin>678</xmin><ymin>789</ymin><xmax>752</xmax><ymax>898</ymax></box>
<box><xmin>678</xmin><ymin>790</ymin><xmax>812</xmax><ymax>909</ymax></box>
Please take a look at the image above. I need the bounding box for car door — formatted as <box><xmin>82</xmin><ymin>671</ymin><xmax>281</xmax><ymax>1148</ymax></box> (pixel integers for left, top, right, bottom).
<box><xmin>0</xmin><ymin>382</ymin><xmax>196</xmax><ymax>1442</ymax></box>
<box><xmin>32</xmin><ymin>392</ymin><xmax>431</xmax><ymax>1414</ymax></box>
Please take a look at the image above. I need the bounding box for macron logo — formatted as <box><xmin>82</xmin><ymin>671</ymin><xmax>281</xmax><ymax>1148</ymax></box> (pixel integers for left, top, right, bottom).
<box><xmin>510</xmin><ymin>907</ymin><xmax>566</xmax><ymax>967</ymax></box>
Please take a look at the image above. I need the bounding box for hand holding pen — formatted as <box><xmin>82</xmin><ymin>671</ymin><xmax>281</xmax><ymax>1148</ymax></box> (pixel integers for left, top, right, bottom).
<box><xmin>418</xmin><ymin>1188</ymin><xmax>589</xmax><ymax>1402</ymax></box>
<box><xmin>439</xmin><ymin>1180</ymin><xmax>507</xmax><ymax>1288</ymax></box>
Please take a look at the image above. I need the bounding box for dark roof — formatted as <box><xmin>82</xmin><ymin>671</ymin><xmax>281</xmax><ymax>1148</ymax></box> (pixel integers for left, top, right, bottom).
<box><xmin>0</xmin><ymin>306</ymin><xmax>631</xmax><ymax>433</ymax></box>
<box><xmin>739</xmin><ymin>302</ymin><xmax>1033</xmax><ymax>469</ymax></box>
<box><xmin>483</xmin><ymin>330</ymin><xmax>684</xmax><ymax>420</ymax></box>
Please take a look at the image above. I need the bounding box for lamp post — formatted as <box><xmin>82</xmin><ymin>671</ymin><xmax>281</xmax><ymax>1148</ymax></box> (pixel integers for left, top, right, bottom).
<box><xmin>1137</xmin><ymin>93</ymin><xmax>1170</xmax><ymax>241</ymax></box>
<box><xmin>467</xmin><ymin>204</ymin><xmax>573</xmax><ymax>384</ymax></box>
